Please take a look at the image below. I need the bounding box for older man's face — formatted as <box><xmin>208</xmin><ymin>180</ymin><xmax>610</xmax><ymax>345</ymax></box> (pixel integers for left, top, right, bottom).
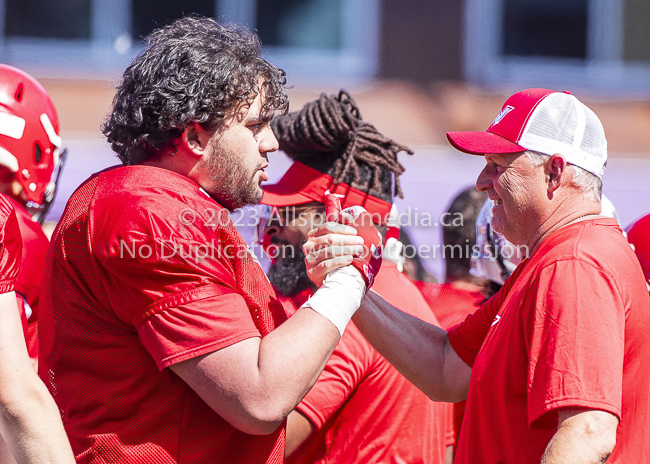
<box><xmin>476</xmin><ymin>152</ymin><xmax>547</xmax><ymax>245</ymax></box>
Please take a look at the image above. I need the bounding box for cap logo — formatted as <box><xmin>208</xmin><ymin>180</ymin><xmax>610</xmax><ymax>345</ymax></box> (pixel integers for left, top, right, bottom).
<box><xmin>492</xmin><ymin>105</ymin><xmax>514</xmax><ymax>126</ymax></box>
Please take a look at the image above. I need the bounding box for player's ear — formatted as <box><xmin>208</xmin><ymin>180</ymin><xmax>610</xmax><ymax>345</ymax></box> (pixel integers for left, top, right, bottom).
<box><xmin>182</xmin><ymin>122</ymin><xmax>211</xmax><ymax>157</ymax></box>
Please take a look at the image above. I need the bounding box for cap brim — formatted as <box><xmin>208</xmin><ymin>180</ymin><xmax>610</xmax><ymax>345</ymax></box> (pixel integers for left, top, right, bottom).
<box><xmin>446</xmin><ymin>131</ymin><xmax>526</xmax><ymax>155</ymax></box>
<box><xmin>261</xmin><ymin>184</ymin><xmax>314</xmax><ymax>206</ymax></box>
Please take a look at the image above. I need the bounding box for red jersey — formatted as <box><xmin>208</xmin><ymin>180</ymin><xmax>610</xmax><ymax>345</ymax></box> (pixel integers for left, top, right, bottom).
<box><xmin>415</xmin><ymin>282</ymin><xmax>483</xmax><ymax>332</ymax></box>
<box><xmin>286</xmin><ymin>261</ymin><xmax>450</xmax><ymax>464</ymax></box>
<box><xmin>0</xmin><ymin>194</ymin><xmax>22</xmax><ymax>293</ymax></box>
<box><xmin>416</xmin><ymin>282</ymin><xmax>483</xmax><ymax>452</ymax></box>
<box><xmin>9</xmin><ymin>197</ymin><xmax>49</xmax><ymax>358</ymax></box>
<box><xmin>0</xmin><ymin>194</ymin><xmax>27</xmax><ymax>334</ymax></box>
<box><xmin>39</xmin><ymin>165</ymin><xmax>287</xmax><ymax>464</ymax></box>
<box><xmin>448</xmin><ymin>218</ymin><xmax>650</xmax><ymax>463</ymax></box>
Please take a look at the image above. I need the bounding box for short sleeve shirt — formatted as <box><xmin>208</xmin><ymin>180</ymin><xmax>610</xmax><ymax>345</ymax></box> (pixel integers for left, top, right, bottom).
<box><xmin>0</xmin><ymin>194</ymin><xmax>22</xmax><ymax>293</ymax></box>
<box><xmin>39</xmin><ymin>165</ymin><xmax>287</xmax><ymax>464</ymax></box>
<box><xmin>288</xmin><ymin>261</ymin><xmax>450</xmax><ymax>464</ymax></box>
<box><xmin>9</xmin><ymin>197</ymin><xmax>49</xmax><ymax>322</ymax></box>
<box><xmin>9</xmin><ymin>198</ymin><xmax>49</xmax><ymax>358</ymax></box>
<box><xmin>449</xmin><ymin>218</ymin><xmax>650</xmax><ymax>463</ymax></box>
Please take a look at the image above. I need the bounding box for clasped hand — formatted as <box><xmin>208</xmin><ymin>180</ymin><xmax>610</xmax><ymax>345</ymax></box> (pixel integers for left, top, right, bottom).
<box><xmin>303</xmin><ymin>219</ymin><xmax>365</xmax><ymax>287</ymax></box>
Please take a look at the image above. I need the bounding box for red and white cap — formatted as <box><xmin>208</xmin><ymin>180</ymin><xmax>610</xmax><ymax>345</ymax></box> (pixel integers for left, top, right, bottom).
<box><xmin>446</xmin><ymin>88</ymin><xmax>608</xmax><ymax>178</ymax></box>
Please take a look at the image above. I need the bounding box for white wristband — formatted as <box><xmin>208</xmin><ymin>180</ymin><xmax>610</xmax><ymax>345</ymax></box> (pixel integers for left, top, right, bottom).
<box><xmin>302</xmin><ymin>266</ymin><xmax>366</xmax><ymax>336</ymax></box>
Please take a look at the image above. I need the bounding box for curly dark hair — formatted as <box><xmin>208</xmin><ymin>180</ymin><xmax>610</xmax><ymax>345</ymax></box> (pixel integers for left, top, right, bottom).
<box><xmin>271</xmin><ymin>90</ymin><xmax>412</xmax><ymax>203</ymax></box>
<box><xmin>102</xmin><ymin>16</ymin><xmax>288</xmax><ymax>165</ymax></box>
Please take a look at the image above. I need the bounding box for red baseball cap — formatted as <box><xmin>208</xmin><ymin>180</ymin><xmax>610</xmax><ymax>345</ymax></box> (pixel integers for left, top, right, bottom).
<box><xmin>446</xmin><ymin>88</ymin><xmax>608</xmax><ymax>178</ymax></box>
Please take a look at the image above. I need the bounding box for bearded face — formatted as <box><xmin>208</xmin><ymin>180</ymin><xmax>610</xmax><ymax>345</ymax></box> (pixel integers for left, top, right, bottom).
<box><xmin>268</xmin><ymin>238</ymin><xmax>315</xmax><ymax>297</ymax></box>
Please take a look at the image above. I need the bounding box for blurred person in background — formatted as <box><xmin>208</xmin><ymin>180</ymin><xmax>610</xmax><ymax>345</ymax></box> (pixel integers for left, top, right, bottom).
<box><xmin>626</xmin><ymin>214</ymin><xmax>650</xmax><ymax>292</ymax></box>
<box><xmin>414</xmin><ymin>185</ymin><xmax>486</xmax><ymax>462</ymax></box>
<box><xmin>0</xmin><ymin>195</ymin><xmax>74</xmax><ymax>464</ymax></box>
<box><xmin>416</xmin><ymin>185</ymin><xmax>486</xmax><ymax>330</ymax></box>
<box><xmin>260</xmin><ymin>90</ymin><xmax>450</xmax><ymax>464</ymax></box>
<box><xmin>307</xmin><ymin>88</ymin><xmax>650</xmax><ymax>463</ymax></box>
<box><xmin>0</xmin><ymin>64</ymin><xmax>66</xmax><ymax>363</ymax></box>
<box><xmin>38</xmin><ymin>17</ymin><xmax>375</xmax><ymax>464</ymax></box>
<box><xmin>398</xmin><ymin>227</ymin><xmax>438</xmax><ymax>283</ymax></box>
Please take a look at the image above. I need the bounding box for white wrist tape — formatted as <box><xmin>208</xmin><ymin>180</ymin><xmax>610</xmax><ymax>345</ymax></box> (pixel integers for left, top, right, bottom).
<box><xmin>303</xmin><ymin>266</ymin><xmax>366</xmax><ymax>336</ymax></box>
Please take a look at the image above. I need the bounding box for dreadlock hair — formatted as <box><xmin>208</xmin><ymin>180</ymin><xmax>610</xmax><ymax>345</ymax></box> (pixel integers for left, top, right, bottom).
<box><xmin>103</xmin><ymin>15</ymin><xmax>288</xmax><ymax>165</ymax></box>
<box><xmin>271</xmin><ymin>90</ymin><xmax>412</xmax><ymax>203</ymax></box>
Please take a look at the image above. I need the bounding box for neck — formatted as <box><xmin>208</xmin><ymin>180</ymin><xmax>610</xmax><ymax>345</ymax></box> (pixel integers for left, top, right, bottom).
<box><xmin>0</xmin><ymin>181</ymin><xmax>26</xmax><ymax>208</ymax></box>
<box><xmin>141</xmin><ymin>146</ymin><xmax>199</xmax><ymax>180</ymax></box>
<box><xmin>527</xmin><ymin>204</ymin><xmax>601</xmax><ymax>253</ymax></box>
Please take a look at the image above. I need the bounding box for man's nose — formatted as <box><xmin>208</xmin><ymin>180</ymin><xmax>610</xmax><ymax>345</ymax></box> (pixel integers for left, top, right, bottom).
<box><xmin>476</xmin><ymin>165</ymin><xmax>492</xmax><ymax>192</ymax></box>
<box><xmin>263</xmin><ymin>220</ymin><xmax>282</xmax><ymax>237</ymax></box>
<box><xmin>260</xmin><ymin>126</ymin><xmax>279</xmax><ymax>153</ymax></box>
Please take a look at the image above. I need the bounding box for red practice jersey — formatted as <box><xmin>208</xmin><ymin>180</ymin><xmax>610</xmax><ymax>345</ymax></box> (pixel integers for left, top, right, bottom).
<box><xmin>0</xmin><ymin>194</ymin><xmax>22</xmax><ymax>293</ymax></box>
<box><xmin>39</xmin><ymin>165</ymin><xmax>287</xmax><ymax>464</ymax></box>
<box><xmin>8</xmin><ymin>197</ymin><xmax>49</xmax><ymax>358</ymax></box>
<box><xmin>0</xmin><ymin>194</ymin><xmax>27</xmax><ymax>334</ymax></box>
<box><xmin>285</xmin><ymin>260</ymin><xmax>450</xmax><ymax>464</ymax></box>
<box><xmin>449</xmin><ymin>218</ymin><xmax>650</xmax><ymax>463</ymax></box>
<box><xmin>415</xmin><ymin>282</ymin><xmax>483</xmax><ymax>332</ymax></box>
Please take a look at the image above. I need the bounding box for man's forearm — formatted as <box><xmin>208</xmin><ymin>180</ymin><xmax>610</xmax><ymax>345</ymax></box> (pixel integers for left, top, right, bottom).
<box><xmin>171</xmin><ymin>306</ymin><xmax>342</xmax><ymax>436</ymax></box>
<box><xmin>541</xmin><ymin>409</ymin><xmax>618</xmax><ymax>464</ymax></box>
<box><xmin>285</xmin><ymin>410</ymin><xmax>315</xmax><ymax>457</ymax></box>
<box><xmin>0</xmin><ymin>291</ymin><xmax>75</xmax><ymax>464</ymax></box>
<box><xmin>352</xmin><ymin>290</ymin><xmax>470</xmax><ymax>402</ymax></box>
<box><xmin>254</xmin><ymin>307</ymin><xmax>341</xmax><ymax>422</ymax></box>
<box><xmin>0</xmin><ymin>375</ymin><xmax>75</xmax><ymax>464</ymax></box>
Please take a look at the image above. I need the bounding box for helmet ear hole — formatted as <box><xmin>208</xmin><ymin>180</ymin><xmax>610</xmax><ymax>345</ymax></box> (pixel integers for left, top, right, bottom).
<box><xmin>15</xmin><ymin>82</ymin><xmax>23</xmax><ymax>102</ymax></box>
<box><xmin>34</xmin><ymin>142</ymin><xmax>43</xmax><ymax>164</ymax></box>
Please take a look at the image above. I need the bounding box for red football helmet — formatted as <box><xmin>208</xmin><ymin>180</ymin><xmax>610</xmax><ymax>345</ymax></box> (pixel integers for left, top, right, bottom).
<box><xmin>0</xmin><ymin>64</ymin><xmax>66</xmax><ymax>223</ymax></box>
<box><xmin>627</xmin><ymin>213</ymin><xmax>650</xmax><ymax>286</ymax></box>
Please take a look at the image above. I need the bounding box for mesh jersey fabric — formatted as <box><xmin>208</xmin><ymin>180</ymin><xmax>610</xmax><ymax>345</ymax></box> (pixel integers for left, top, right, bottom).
<box><xmin>0</xmin><ymin>194</ymin><xmax>22</xmax><ymax>292</ymax></box>
<box><xmin>8</xmin><ymin>197</ymin><xmax>49</xmax><ymax>358</ymax></box>
<box><xmin>415</xmin><ymin>282</ymin><xmax>483</xmax><ymax>331</ymax></box>
<box><xmin>38</xmin><ymin>165</ymin><xmax>287</xmax><ymax>464</ymax></box>
<box><xmin>285</xmin><ymin>261</ymin><xmax>450</xmax><ymax>464</ymax></box>
<box><xmin>0</xmin><ymin>194</ymin><xmax>27</xmax><ymax>336</ymax></box>
<box><xmin>448</xmin><ymin>218</ymin><xmax>650</xmax><ymax>463</ymax></box>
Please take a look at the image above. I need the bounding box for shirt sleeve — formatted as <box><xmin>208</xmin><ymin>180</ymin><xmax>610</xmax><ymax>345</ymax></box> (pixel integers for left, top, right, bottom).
<box><xmin>137</xmin><ymin>292</ymin><xmax>261</xmax><ymax>370</ymax></box>
<box><xmin>447</xmin><ymin>295</ymin><xmax>501</xmax><ymax>367</ymax></box>
<box><xmin>0</xmin><ymin>197</ymin><xmax>22</xmax><ymax>294</ymax></box>
<box><xmin>447</xmin><ymin>261</ymin><xmax>526</xmax><ymax>367</ymax></box>
<box><xmin>94</xmin><ymin>203</ymin><xmax>262</xmax><ymax>370</ymax></box>
<box><xmin>526</xmin><ymin>260</ymin><xmax>625</xmax><ymax>428</ymax></box>
<box><xmin>295</xmin><ymin>324</ymin><xmax>371</xmax><ymax>428</ymax></box>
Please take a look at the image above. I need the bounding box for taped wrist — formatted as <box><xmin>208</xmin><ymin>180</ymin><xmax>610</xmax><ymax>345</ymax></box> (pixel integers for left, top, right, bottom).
<box><xmin>302</xmin><ymin>266</ymin><xmax>366</xmax><ymax>336</ymax></box>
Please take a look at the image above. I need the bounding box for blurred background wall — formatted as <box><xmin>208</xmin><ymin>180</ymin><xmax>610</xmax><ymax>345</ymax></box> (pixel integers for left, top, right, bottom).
<box><xmin>2</xmin><ymin>0</ymin><xmax>649</xmax><ymax>280</ymax></box>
